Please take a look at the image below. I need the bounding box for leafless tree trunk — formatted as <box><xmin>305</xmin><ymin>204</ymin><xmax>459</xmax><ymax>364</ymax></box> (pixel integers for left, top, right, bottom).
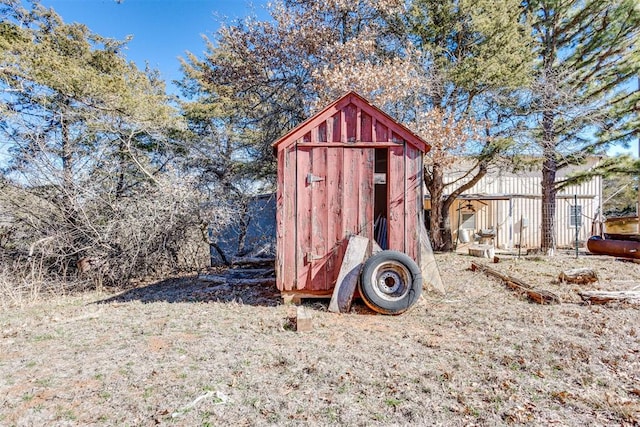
<box><xmin>541</xmin><ymin>110</ymin><xmax>557</xmax><ymax>254</ymax></box>
<box><xmin>426</xmin><ymin>162</ymin><xmax>488</xmax><ymax>251</ymax></box>
<box><xmin>427</xmin><ymin>164</ymin><xmax>445</xmax><ymax>250</ymax></box>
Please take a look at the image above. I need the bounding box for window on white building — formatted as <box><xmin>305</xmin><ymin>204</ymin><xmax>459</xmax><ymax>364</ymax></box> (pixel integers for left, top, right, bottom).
<box><xmin>461</xmin><ymin>212</ymin><xmax>476</xmax><ymax>230</ymax></box>
<box><xmin>568</xmin><ymin>204</ymin><xmax>582</xmax><ymax>227</ymax></box>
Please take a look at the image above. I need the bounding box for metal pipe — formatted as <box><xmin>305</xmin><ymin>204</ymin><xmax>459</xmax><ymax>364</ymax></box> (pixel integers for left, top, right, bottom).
<box><xmin>587</xmin><ymin>236</ymin><xmax>640</xmax><ymax>259</ymax></box>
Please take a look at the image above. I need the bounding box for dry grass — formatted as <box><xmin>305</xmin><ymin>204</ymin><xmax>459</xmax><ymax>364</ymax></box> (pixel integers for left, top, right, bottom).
<box><xmin>0</xmin><ymin>266</ymin><xmax>97</xmax><ymax>310</ymax></box>
<box><xmin>1</xmin><ymin>252</ymin><xmax>639</xmax><ymax>426</ymax></box>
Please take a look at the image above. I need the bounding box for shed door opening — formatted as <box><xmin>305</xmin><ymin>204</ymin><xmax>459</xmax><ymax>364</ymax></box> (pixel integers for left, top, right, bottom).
<box><xmin>374</xmin><ymin>148</ymin><xmax>389</xmax><ymax>249</ymax></box>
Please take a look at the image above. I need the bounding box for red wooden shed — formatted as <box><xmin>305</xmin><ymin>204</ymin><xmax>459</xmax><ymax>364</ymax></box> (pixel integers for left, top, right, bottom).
<box><xmin>273</xmin><ymin>91</ymin><xmax>430</xmax><ymax>298</ymax></box>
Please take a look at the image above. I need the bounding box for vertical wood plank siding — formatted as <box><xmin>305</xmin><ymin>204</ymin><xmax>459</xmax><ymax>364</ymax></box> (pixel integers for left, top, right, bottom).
<box><xmin>375</xmin><ymin>120</ymin><xmax>388</xmax><ymax>142</ymax></box>
<box><xmin>310</xmin><ymin>147</ymin><xmax>328</xmax><ymax>290</ymax></box>
<box><xmin>295</xmin><ymin>147</ymin><xmax>312</xmax><ymax>288</ymax></box>
<box><xmin>326</xmin><ymin>145</ymin><xmax>344</xmax><ymax>291</ymax></box>
<box><xmin>405</xmin><ymin>145</ymin><xmax>422</xmax><ymax>262</ymax></box>
<box><xmin>361</xmin><ymin>112</ymin><xmax>372</xmax><ymax>141</ymax></box>
<box><xmin>276</xmin><ymin>145</ymin><xmax>297</xmax><ymax>291</ymax></box>
<box><xmin>388</xmin><ymin>145</ymin><xmax>405</xmax><ymax>253</ymax></box>
<box><xmin>274</xmin><ymin>93</ymin><xmax>428</xmax><ymax>293</ymax></box>
<box><xmin>276</xmin><ymin>147</ymin><xmax>285</xmax><ymax>290</ymax></box>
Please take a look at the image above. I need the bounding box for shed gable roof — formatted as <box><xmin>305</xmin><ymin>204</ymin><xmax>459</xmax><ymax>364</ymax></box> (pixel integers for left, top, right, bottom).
<box><xmin>272</xmin><ymin>91</ymin><xmax>429</xmax><ymax>153</ymax></box>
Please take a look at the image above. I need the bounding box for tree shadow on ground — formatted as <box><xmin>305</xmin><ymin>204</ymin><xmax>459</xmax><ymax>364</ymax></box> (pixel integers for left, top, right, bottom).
<box><xmin>97</xmin><ymin>275</ymin><xmax>282</xmax><ymax>307</ymax></box>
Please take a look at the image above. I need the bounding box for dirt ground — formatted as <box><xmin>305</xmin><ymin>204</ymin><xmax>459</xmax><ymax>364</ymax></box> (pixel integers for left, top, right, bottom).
<box><xmin>1</xmin><ymin>252</ymin><xmax>639</xmax><ymax>426</ymax></box>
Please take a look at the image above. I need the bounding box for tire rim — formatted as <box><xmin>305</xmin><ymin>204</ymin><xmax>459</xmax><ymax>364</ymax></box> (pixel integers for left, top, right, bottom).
<box><xmin>370</xmin><ymin>260</ymin><xmax>411</xmax><ymax>301</ymax></box>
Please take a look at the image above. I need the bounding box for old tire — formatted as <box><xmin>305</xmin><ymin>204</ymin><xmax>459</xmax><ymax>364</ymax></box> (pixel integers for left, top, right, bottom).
<box><xmin>359</xmin><ymin>250</ymin><xmax>422</xmax><ymax>315</ymax></box>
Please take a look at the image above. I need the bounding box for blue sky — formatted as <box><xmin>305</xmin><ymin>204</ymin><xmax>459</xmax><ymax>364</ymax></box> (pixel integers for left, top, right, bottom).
<box><xmin>38</xmin><ymin>0</ymin><xmax>270</xmax><ymax>92</ymax></box>
<box><xmin>1</xmin><ymin>1</ymin><xmax>273</xmax><ymax>163</ymax></box>
<box><xmin>3</xmin><ymin>0</ymin><xmax>637</xmax><ymax>160</ymax></box>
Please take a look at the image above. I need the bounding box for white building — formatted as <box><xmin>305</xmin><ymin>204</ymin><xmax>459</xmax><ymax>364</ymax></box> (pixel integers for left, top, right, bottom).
<box><xmin>425</xmin><ymin>159</ymin><xmax>602</xmax><ymax>250</ymax></box>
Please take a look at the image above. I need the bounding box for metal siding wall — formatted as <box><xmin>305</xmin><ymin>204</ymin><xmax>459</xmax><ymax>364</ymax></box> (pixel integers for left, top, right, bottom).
<box><xmin>493</xmin><ymin>200</ymin><xmax>510</xmax><ymax>249</ymax></box>
<box><xmin>515</xmin><ymin>197</ymin><xmax>541</xmax><ymax>249</ymax></box>
<box><xmin>556</xmin><ymin>176</ymin><xmax>600</xmax><ymax>247</ymax></box>
<box><xmin>442</xmin><ymin>167</ymin><xmax>600</xmax><ymax>249</ymax></box>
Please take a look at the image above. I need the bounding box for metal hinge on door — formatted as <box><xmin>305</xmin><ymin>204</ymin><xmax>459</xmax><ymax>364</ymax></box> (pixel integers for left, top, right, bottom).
<box><xmin>306</xmin><ymin>173</ymin><xmax>325</xmax><ymax>185</ymax></box>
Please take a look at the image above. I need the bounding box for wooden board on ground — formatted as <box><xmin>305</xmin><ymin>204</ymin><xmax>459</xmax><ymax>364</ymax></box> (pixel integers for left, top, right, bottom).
<box><xmin>471</xmin><ymin>261</ymin><xmax>560</xmax><ymax>304</ymax></box>
<box><xmin>558</xmin><ymin>268</ymin><xmax>598</xmax><ymax>284</ymax></box>
<box><xmin>469</xmin><ymin>244</ymin><xmax>495</xmax><ymax>259</ymax></box>
<box><xmin>578</xmin><ymin>290</ymin><xmax>640</xmax><ymax>305</ymax></box>
<box><xmin>328</xmin><ymin>235</ymin><xmax>369</xmax><ymax>313</ymax></box>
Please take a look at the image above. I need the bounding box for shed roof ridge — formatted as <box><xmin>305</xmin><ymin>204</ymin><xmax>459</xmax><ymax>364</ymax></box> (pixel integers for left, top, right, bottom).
<box><xmin>272</xmin><ymin>91</ymin><xmax>429</xmax><ymax>153</ymax></box>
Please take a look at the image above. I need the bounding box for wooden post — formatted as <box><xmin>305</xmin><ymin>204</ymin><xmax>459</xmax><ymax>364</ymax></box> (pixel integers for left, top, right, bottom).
<box><xmin>575</xmin><ymin>194</ymin><xmax>579</xmax><ymax>258</ymax></box>
<box><xmin>296</xmin><ymin>306</ymin><xmax>313</xmax><ymax>332</ymax></box>
<box><xmin>518</xmin><ymin>214</ymin><xmax>524</xmax><ymax>259</ymax></box>
<box><xmin>455</xmin><ymin>201</ymin><xmax>462</xmax><ymax>251</ymax></box>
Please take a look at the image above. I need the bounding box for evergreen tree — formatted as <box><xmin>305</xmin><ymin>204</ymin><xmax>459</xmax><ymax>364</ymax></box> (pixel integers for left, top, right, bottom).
<box><xmin>523</xmin><ymin>0</ymin><xmax>640</xmax><ymax>253</ymax></box>
<box><xmin>179</xmin><ymin>0</ymin><xmax>537</xmax><ymax>251</ymax></box>
<box><xmin>0</xmin><ymin>1</ymin><xmax>178</xmax><ymax>193</ymax></box>
<box><xmin>0</xmin><ymin>1</ymin><xmax>212</xmax><ymax>281</ymax></box>
<box><xmin>406</xmin><ymin>0</ymin><xmax>533</xmax><ymax>250</ymax></box>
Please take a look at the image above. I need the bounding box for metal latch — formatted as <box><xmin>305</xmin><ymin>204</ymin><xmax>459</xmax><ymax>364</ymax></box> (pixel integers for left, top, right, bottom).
<box><xmin>306</xmin><ymin>173</ymin><xmax>324</xmax><ymax>185</ymax></box>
